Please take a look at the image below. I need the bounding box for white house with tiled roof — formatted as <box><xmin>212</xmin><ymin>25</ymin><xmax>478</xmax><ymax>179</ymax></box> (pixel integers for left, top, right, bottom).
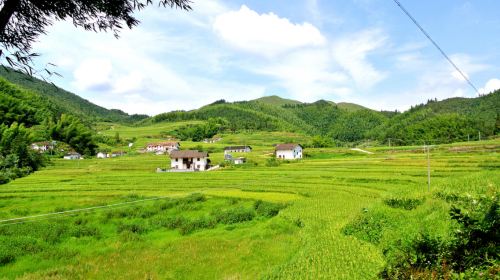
<box><xmin>275</xmin><ymin>144</ymin><xmax>303</xmax><ymax>160</ymax></box>
<box><xmin>223</xmin><ymin>146</ymin><xmax>252</xmax><ymax>155</ymax></box>
<box><xmin>170</xmin><ymin>150</ymin><xmax>209</xmax><ymax>171</ymax></box>
<box><xmin>146</xmin><ymin>142</ymin><xmax>180</xmax><ymax>154</ymax></box>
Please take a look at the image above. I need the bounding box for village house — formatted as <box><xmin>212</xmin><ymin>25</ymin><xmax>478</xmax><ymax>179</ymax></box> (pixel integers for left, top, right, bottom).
<box><xmin>203</xmin><ymin>137</ymin><xmax>222</xmax><ymax>143</ymax></box>
<box><xmin>223</xmin><ymin>146</ymin><xmax>252</xmax><ymax>155</ymax></box>
<box><xmin>275</xmin><ymin>144</ymin><xmax>303</xmax><ymax>160</ymax></box>
<box><xmin>31</xmin><ymin>141</ymin><xmax>54</xmax><ymax>152</ymax></box>
<box><xmin>111</xmin><ymin>151</ymin><xmax>126</xmax><ymax>157</ymax></box>
<box><xmin>224</xmin><ymin>154</ymin><xmax>246</xmax><ymax>165</ymax></box>
<box><xmin>146</xmin><ymin>142</ymin><xmax>180</xmax><ymax>154</ymax></box>
<box><xmin>96</xmin><ymin>152</ymin><xmax>109</xmax><ymax>159</ymax></box>
<box><xmin>170</xmin><ymin>150</ymin><xmax>210</xmax><ymax>171</ymax></box>
<box><xmin>233</xmin><ymin>157</ymin><xmax>246</xmax><ymax>165</ymax></box>
<box><xmin>63</xmin><ymin>152</ymin><xmax>82</xmax><ymax>160</ymax></box>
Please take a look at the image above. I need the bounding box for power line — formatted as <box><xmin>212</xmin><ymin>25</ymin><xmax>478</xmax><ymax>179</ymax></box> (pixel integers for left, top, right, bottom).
<box><xmin>0</xmin><ymin>194</ymin><xmax>178</xmax><ymax>226</ymax></box>
<box><xmin>392</xmin><ymin>0</ymin><xmax>481</xmax><ymax>95</ymax></box>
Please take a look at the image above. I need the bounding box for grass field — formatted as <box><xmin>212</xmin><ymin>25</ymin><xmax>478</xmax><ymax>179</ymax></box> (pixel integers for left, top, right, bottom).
<box><xmin>0</xmin><ymin>129</ymin><xmax>498</xmax><ymax>279</ymax></box>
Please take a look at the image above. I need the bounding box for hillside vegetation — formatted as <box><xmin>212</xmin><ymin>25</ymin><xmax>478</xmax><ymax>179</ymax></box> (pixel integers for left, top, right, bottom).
<box><xmin>145</xmin><ymin>92</ymin><xmax>499</xmax><ymax>145</ymax></box>
<box><xmin>0</xmin><ymin>68</ymin><xmax>147</xmax><ymax>124</ymax></box>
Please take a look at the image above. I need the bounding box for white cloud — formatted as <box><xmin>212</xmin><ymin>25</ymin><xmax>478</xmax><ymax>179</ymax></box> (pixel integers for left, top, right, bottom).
<box><xmin>479</xmin><ymin>78</ymin><xmax>500</xmax><ymax>95</ymax></box>
<box><xmin>331</xmin><ymin>29</ymin><xmax>387</xmax><ymax>89</ymax></box>
<box><xmin>255</xmin><ymin>49</ymin><xmax>349</xmax><ymax>101</ymax></box>
<box><xmin>374</xmin><ymin>53</ymin><xmax>492</xmax><ymax>111</ymax></box>
<box><xmin>213</xmin><ymin>5</ymin><xmax>325</xmax><ymax>57</ymax></box>
<box><xmin>73</xmin><ymin>58</ymin><xmax>113</xmax><ymax>91</ymax></box>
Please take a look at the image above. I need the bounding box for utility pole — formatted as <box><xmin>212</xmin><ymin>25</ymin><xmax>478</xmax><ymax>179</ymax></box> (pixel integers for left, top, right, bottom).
<box><xmin>388</xmin><ymin>138</ymin><xmax>391</xmax><ymax>147</ymax></box>
<box><xmin>422</xmin><ymin>143</ymin><xmax>431</xmax><ymax>192</ymax></box>
<box><xmin>479</xmin><ymin>131</ymin><xmax>481</xmax><ymax>141</ymax></box>
<box><xmin>467</xmin><ymin>134</ymin><xmax>470</xmax><ymax>142</ymax></box>
<box><xmin>426</xmin><ymin>145</ymin><xmax>431</xmax><ymax>192</ymax></box>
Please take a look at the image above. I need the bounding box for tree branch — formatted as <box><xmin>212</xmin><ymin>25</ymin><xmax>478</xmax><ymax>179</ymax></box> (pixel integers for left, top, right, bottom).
<box><xmin>0</xmin><ymin>0</ymin><xmax>20</xmax><ymax>35</ymax></box>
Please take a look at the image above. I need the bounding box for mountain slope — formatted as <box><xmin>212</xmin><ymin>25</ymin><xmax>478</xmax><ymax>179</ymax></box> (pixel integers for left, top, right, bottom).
<box><xmin>370</xmin><ymin>91</ymin><xmax>500</xmax><ymax>144</ymax></box>
<box><xmin>0</xmin><ymin>68</ymin><xmax>147</xmax><ymax>123</ymax></box>
<box><xmin>336</xmin><ymin>102</ymin><xmax>370</xmax><ymax>112</ymax></box>
<box><xmin>144</xmin><ymin>91</ymin><xmax>499</xmax><ymax>144</ymax></box>
<box><xmin>254</xmin><ymin>95</ymin><xmax>302</xmax><ymax>106</ymax></box>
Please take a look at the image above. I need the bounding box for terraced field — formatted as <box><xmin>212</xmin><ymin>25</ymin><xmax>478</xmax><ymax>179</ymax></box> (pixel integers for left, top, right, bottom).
<box><xmin>0</xmin><ymin>136</ymin><xmax>498</xmax><ymax>279</ymax></box>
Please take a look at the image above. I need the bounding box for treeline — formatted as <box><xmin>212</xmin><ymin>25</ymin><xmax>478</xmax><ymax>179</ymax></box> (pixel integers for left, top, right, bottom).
<box><xmin>145</xmin><ymin>90</ymin><xmax>499</xmax><ymax>146</ymax></box>
<box><xmin>169</xmin><ymin>118</ymin><xmax>227</xmax><ymax>141</ymax></box>
<box><xmin>370</xmin><ymin>92</ymin><xmax>500</xmax><ymax>145</ymax></box>
<box><xmin>0</xmin><ymin>123</ymin><xmax>44</xmax><ymax>184</ymax></box>
<box><xmin>0</xmin><ymin>78</ymin><xmax>100</xmax><ymax>183</ymax></box>
<box><xmin>0</xmin><ymin>67</ymin><xmax>148</xmax><ymax>124</ymax></box>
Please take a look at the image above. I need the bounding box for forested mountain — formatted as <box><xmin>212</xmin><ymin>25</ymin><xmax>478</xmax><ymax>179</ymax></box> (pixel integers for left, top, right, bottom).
<box><xmin>253</xmin><ymin>95</ymin><xmax>302</xmax><ymax>106</ymax></box>
<box><xmin>0</xmin><ymin>68</ymin><xmax>147</xmax><ymax>124</ymax></box>
<box><xmin>146</xmin><ymin>91</ymin><xmax>499</xmax><ymax>145</ymax></box>
<box><xmin>1</xmin><ymin>66</ymin><xmax>498</xmax><ymax>146</ymax></box>
<box><xmin>370</xmin><ymin>92</ymin><xmax>500</xmax><ymax>144</ymax></box>
<box><xmin>0</xmin><ymin>76</ymin><xmax>106</xmax><ymax>183</ymax></box>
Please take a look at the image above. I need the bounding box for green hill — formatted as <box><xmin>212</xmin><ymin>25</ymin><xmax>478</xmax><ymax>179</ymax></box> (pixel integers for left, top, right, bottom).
<box><xmin>253</xmin><ymin>95</ymin><xmax>302</xmax><ymax>106</ymax></box>
<box><xmin>1</xmin><ymin>66</ymin><xmax>498</xmax><ymax>146</ymax></box>
<box><xmin>371</xmin><ymin>92</ymin><xmax>500</xmax><ymax>144</ymax></box>
<box><xmin>144</xmin><ymin>91</ymin><xmax>499</xmax><ymax>145</ymax></box>
<box><xmin>0</xmin><ymin>68</ymin><xmax>147</xmax><ymax>123</ymax></box>
<box><xmin>336</xmin><ymin>102</ymin><xmax>370</xmax><ymax>112</ymax></box>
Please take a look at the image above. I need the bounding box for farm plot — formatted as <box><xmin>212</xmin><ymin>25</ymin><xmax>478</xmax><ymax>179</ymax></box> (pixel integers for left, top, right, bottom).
<box><xmin>0</xmin><ymin>141</ymin><xmax>498</xmax><ymax>279</ymax></box>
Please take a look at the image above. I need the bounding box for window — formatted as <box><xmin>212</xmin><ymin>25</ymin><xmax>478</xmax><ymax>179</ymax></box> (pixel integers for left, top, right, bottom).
<box><xmin>197</xmin><ymin>158</ymin><xmax>200</xmax><ymax>161</ymax></box>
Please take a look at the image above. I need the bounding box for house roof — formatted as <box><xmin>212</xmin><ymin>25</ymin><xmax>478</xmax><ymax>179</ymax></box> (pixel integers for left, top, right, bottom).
<box><xmin>147</xmin><ymin>142</ymin><xmax>179</xmax><ymax>147</ymax></box>
<box><xmin>170</xmin><ymin>150</ymin><xmax>208</xmax><ymax>159</ymax></box>
<box><xmin>224</xmin><ymin>146</ymin><xmax>252</xmax><ymax>151</ymax></box>
<box><xmin>275</xmin><ymin>143</ymin><xmax>302</xmax><ymax>151</ymax></box>
<box><xmin>32</xmin><ymin>141</ymin><xmax>52</xmax><ymax>146</ymax></box>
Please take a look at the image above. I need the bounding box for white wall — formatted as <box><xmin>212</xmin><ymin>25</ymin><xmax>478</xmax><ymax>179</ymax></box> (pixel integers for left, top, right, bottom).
<box><xmin>276</xmin><ymin>146</ymin><xmax>302</xmax><ymax>160</ymax></box>
<box><xmin>171</xmin><ymin>157</ymin><xmax>208</xmax><ymax>170</ymax></box>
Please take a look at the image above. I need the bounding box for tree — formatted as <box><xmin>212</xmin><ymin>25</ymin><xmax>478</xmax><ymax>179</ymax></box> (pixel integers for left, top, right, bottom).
<box><xmin>0</xmin><ymin>122</ymin><xmax>44</xmax><ymax>184</ymax></box>
<box><xmin>0</xmin><ymin>0</ymin><xmax>192</xmax><ymax>74</ymax></box>
<box><xmin>49</xmin><ymin>114</ymin><xmax>98</xmax><ymax>156</ymax></box>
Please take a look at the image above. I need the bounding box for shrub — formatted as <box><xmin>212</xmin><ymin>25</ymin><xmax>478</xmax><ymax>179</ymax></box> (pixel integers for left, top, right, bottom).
<box><xmin>0</xmin><ymin>250</ymin><xmax>15</xmax><ymax>265</ymax></box>
<box><xmin>0</xmin><ymin>236</ymin><xmax>44</xmax><ymax>266</ymax></box>
<box><xmin>179</xmin><ymin>216</ymin><xmax>217</xmax><ymax>235</ymax></box>
<box><xmin>150</xmin><ymin>216</ymin><xmax>187</xmax><ymax>230</ymax></box>
<box><xmin>293</xmin><ymin>218</ymin><xmax>304</xmax><ymax>228</ymax></box>
<box><xmin>183</xmin><ymin>193</ymin><xmax>206</xmax><ymax>203</ymax></box>
<box><xmin>215</xmin><ymin>207</ymin><xmax>256</xmax><ymax>224</ymax></box>
<box><xmin>380</xmin><ymin>233</ymin><xmax>451</xmax><ymax>279</ymax></box>
<box><xmin>254</xmin><ymin>200</ymin><xmax>284</xmax><ymax>218</ymax></box>
<box><xmin>383</xmin><ymin>197</ymin><xmax>425</xmax><ymax>210</ymax></box>
<box><xmin>342</xmin><ymin>211</ymin><xmax>392</xmax><ymax>244</ymax></box>
<box><xmin>117</xmin><ymin>222</ymin><xmax>149</xmax><ymax>235</ymax></box>
<box><xmin>157</xmin><ymin>200</ymin><xmax>178</xmax><ymax>211</ymax></box>
<box><xmin>69</xmin><ymin>224</ymin><xmax>100</xmax><ymax>238</ymax></box>
<box><xmin>380</xmin><ymin>194</ymin><xmax>500</xmax><ymax>279</ymax></box>
<box><xmin>265</xmin><ymin>157</ymin><xmax>281</xmax><ymax>167</ymax></box>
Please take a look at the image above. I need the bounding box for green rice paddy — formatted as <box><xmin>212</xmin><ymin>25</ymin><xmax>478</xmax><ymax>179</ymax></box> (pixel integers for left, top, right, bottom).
<box><xmin>0</xmin><ymin>128</ymin><xmax>498</xmax><ymax>279</ymax></box>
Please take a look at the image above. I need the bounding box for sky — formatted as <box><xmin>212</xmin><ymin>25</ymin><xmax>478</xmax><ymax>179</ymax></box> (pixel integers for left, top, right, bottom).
<box><xmin>31</xmin><ymin>0</ymin><xmax>500</xmax><ymax>115</ymax></box>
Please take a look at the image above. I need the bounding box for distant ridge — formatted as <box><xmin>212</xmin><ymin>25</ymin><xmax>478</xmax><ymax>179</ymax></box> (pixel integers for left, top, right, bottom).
<box><xmin>0</xmin><ymin>68</ymin><xmax>147</xmax><ymax>123</ymax></box>
<box><xmin>253</xmin><ymin>95</ymin><xmax>302</xmax><ymax>106</ymax></box>
<box><xmin>336</xmin><ymin>102</ymin><xmax>370</xmax><ymax>112</ymax></box>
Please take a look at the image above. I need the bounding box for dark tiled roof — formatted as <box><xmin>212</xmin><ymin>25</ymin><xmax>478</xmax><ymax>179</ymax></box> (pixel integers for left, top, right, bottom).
<box><xmin>275</xmin><ymin>143</ymin><xmax>302</xmax><ymax>151</ymax></box>
<box><xmin>224</xmin><ymin>146</ymin><xmax>252</xmax><ymax>151</ymax></box>
<box><xmin>147</xmin><ymin>142</ymin><xmax>179</xmax><ymax>147</ymax></box>
<box><xmin>170</xmin><ymin>150</ymin><xmax>208</xmax><ymax>158</ymax></box>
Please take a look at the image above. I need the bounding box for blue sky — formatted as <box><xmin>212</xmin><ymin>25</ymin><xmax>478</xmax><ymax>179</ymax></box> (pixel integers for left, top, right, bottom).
<box><xmin>32</xmin><ymin>0</ymin><xmax>500</xmax><ymax>115</ymax></box>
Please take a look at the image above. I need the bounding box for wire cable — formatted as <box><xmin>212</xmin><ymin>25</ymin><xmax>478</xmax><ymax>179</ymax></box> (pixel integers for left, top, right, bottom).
<box><xmin>0</xmin><ymin>194</ymin><xmax>176</xmax><ymax>225</ymax></box>
<box><xmin>392</xmin><ymin>0</ymin><xmax>481</xmax><ymax>95</ymax></box>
